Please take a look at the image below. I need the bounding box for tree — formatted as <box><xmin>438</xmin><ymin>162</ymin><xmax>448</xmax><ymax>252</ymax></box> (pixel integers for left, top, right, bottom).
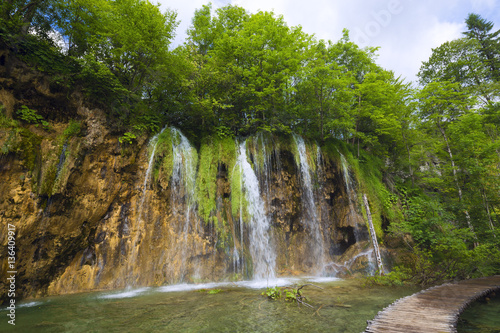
<box><xmin>293</xmin><ymin>39</ymin><xmax>355</xmax><ymax>141</ymax></box>
<box><xmin>186</xmin><ymin>5</ymin><xmax>312</xmax><ymax>135</ymax></box>
<box><xmin>187</xmin><ymin>3</ymin><xmax>248</xmax><ymax>56</ymax></box>
<box><xmin>0</xmin><ymin>0</ymin><xmax>55</xmax><ymax>35</ymax></box>
<box><xmin>417</xmin><ymin>80</ymin><xmax>478</xmax><ymax>243</ymax></box>
<box><xmin>463</xmin><ymin>13</ymin><xmax>500</xmax><ymax>82</ymax></box>
<box><xmin>447</xmin><ymin>113</ymin><xmax>499</xmax><ymax>238</ymax></box>
<box><xmin>57</xmin><ymin>0</ymin><xmax>178</xmax><ymax>95</ymax></box>
<box><xmin>419</xmin><ymin>38</ymin><xmax>498</xmax><ymax>105</ymax></box>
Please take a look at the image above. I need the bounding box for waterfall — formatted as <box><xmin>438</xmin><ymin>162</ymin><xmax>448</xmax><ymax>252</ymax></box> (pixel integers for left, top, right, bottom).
<box><xmin>238</xmin><ymin>161</ymin><xmax>245</xmax><ymax>277</ymax></box>
<box><xmin>55</xmin><ymin>142</ymin><xmax>68</xmax><ymax>179</ymax></box>
<box><xmin>235</xmin><ymin>140</ymin><xmax>276</xmax><ymax>280</ymax></box>
<box><xmin>127</xmin><ymin>126</ymin><xmax>166</xmax><ymax>285</ymax></box>
<box><xmin>339</xmin><ymin>151</ymin><xmax>357</xmax><ymax>226</ymax></box>
<box><xmin>338</xmin><ymin>151</ymin><xmax>381</xmax><ymax>274</ymax></box>
<box><xmin>293</xmin><ymin>134</ymin><xmax>325</xmax><ymax>273</ymax></box>
<box><xmin>137</xmin><ymin>127</ymin><xmax>166</xmax><ymax>220</ymax></box>
<box><xmin>363</xmin><ymin>194</ymin><xmax>384</xmax><ymax>275</ymax></box>
<box><xmin>170</xmin><ymin>127</ymin><xmax>199</xmax><ymax>280</ymax></box>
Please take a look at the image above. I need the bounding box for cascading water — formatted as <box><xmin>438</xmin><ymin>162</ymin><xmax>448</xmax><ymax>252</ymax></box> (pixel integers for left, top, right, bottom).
<box><xmin>55</xmin><ymin>142</ymin><xmax>68</xmax><ymax>179</ymax></box>
<box><xmin>363</xmin><ymin>194</ymin><xmax>384</xmax><ymax>275</ymax></box>
<box><xmin>339</xmin><ymin>151</ymin><xmax>357</xmax><ymax>226</ymax></box>
<box><xmin>338</xmin><ymin>151</ymin><xmax>383</xmax><ymax>274</ymax></box>
<box><xmin>33</xmin><ymin>127</ymin><xmax>393</xmax><ymax>296</ymax></box>
<box><xmin>292</xmin><ymin>134</ymin><xmax>325</xmax><ymax>273</ymax></box>
<box><xmin>170</xmin><ymin>127</ymin><xmax>199</xmax><ymax>280</ymax></box>
<box><xmin>251</xmin><ymin>133</ymin><xmax>273</xmax><ymax>200</ymax></box>
<box><xmin>235</xmin><ymin>140</ymin><xmax>276</xmax><ymax>280</ymax></box>
<box><xmin>137</xmin><ymin>127</ymin><xmax>166</xmax><ymax>220</ymax></box>
<box><xmin>236</xmin><ymin>158</ymin><xmax>246</xmax><ymax>277</ymax></box>
<box><xmin>127</xmin><ymin>126</ymin><xmax>166</xmax><ymax>285</ymax></box>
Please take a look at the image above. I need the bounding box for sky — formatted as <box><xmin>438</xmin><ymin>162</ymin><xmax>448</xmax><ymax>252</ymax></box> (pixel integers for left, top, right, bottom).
<box><xmin>158</xmin><ymin>0</ymin><xmax>500</xmax><ymax>84</ymax></box>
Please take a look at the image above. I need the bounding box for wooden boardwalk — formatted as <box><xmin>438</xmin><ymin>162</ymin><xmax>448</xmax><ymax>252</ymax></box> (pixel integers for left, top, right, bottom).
<box><xmin>364</xmin><ymin>275</ymin><xmax>500</xmax><ymax>333</ymax></box>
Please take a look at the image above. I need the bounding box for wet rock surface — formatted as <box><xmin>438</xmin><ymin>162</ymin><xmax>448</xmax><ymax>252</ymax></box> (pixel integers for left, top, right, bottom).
<box><xmin>0</xmin><ymin>54</ymin><xmax>379</xmax><ymax>303</ymax></box>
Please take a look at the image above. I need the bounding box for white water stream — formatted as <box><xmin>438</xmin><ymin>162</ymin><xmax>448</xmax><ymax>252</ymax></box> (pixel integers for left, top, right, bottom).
<box><xmin>170</xmin><ymin>127</ymin><xmax>199</xmax><ymax>279</ymax></box>
<box><xmin>338</xmin><ymin>150</ymin><xmax>384</xmax><ymax>274</ymax></box>
<box><xmin>235</xmin><ymin>140</ymin><xmax>276</xmax><ymax>280</ymax></box>
<box><xmin>293</xmin><ymin>134</ymin><xmax>325</xmax><ymax>272</ymax></box>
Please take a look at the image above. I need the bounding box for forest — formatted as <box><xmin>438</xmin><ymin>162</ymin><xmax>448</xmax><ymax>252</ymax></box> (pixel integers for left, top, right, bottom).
<box><xmin>1</xmin><ymin>0</ymin><xmax>500</xmax><ymax>286</ymax></box>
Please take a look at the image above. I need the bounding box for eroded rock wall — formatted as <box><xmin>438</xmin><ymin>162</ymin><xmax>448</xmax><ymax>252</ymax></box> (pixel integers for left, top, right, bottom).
<box><xmin>0</xmin><ymin>51</ymin><xmax>375</xmax><ymax>303</ymax></box>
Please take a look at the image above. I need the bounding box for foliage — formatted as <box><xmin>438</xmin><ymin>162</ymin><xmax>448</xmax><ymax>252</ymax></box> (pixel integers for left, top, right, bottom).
<box><xmin>284</xmin><ymin>288</ymin><xmax>298</xmax><ymax>302</ymax></box>
<box><xmin>77</xmin><ymin>54</ymin><xmax>128</xmax><ymax>106</ymax></box>
<box><xmin>262</xmin><ymin>285</ymin><xmax>320</xmax><ymax>308</ymax></box>
<box><xmin>3</xmin><ymin>0</ymin><xmax>500</xmax><ymax>283</ymax></box>
<box><xmin>262</xmin><ymin>286</ymin><xmax>282</xmax><ymax>300</ymax></box>
<box><xmin>16</xmin><ymin>105</ymin><xmax>49</xmax><ymax>129</ymax></box>
<box><xmin>63</xmin><ymin>120</ymin><xmax>81</xmax><ymax>138</ymax></box>
<box><xmin>363</xmin><ymin>266</ymin><xmax>413</xmax><ymax>287</ymax></box>
<box><xmin>0</xmin><ymin>117</ymin><xmax>43</xmax><ymax>171</ymax></box>
<box><xmin>206</xmin><ymin>289</ymin><xmax>222</xmax><ymax>294</ymax></box>
<box><xmin>152</xmin><ymin>129</ymin><xmax>174</xmax><ymax>183</ymax></box>
<box><xmin>119</xmin><ymin>132</ymin><xmax>136</xmax><ymax>145</ymax></box>
<box><xmin>195</xmin><ymin>134</ymin><xmax>237</xmax><ymax>248</ymax></box>
<box><xmin>261</xmin><ymin>286</ymin><xmax>302</xmax><ymax>302</ymax></box>
<box><xmin>0</xmin><ymin>108</ymin><xmax>18</xmax><ymax>128</ymax></box>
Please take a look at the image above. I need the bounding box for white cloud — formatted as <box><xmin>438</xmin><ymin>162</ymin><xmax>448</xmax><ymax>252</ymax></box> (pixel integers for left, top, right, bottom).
<box><xmin>471</xmin><ymin>0</ymin><xmax>496</xmax><ymax>10</ymax></box>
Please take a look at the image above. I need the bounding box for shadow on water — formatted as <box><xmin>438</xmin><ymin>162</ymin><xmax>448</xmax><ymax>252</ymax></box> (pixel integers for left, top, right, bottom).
<box><xmin>457</xmin><ymin>291</ymin><xmax>500</xmax><ymax>333</ymax></box>
<box><xmin>0</xmin><ymin>279</ymin><xmax>419</xmax><ymax>333</ymax></box>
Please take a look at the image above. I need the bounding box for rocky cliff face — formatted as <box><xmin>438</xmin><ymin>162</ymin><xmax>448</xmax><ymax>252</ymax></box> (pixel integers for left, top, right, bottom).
<box><xmin>0</xmin><ymin>51</ymin><xmax>380</xmax><ymax>304</ymax></box>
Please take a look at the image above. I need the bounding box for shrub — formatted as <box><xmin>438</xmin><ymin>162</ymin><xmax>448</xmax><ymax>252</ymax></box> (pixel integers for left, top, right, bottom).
<box><xmin>16</xmin><ymin>105</ymin><xmax>49</xmax><ymax>129</ymax></box>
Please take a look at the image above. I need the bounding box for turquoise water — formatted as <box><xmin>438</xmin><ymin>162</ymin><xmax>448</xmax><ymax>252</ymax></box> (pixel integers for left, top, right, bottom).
<box><xmin>458</xmin><ymin>291</ymin><xmax>500</xmax><ymax>333</ymax></box>
<box><xmin>0</xmin><ymin>278</ymin><xmax>418</xmax><ymax>333</ymax></box>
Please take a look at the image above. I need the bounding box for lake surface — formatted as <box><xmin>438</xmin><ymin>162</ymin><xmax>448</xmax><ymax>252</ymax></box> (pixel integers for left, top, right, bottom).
<box><xmin>0</xmin><ymin>277</ymin><xmax>419</xmax><ymax>333</ymax></box>
<box><xmin>457</xmin><ymin>291</ymin><xmax>500</xmax><ymax>333</ymax></box>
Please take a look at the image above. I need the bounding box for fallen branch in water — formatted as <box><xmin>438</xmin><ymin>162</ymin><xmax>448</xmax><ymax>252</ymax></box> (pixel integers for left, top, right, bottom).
<box><xmin>261</xmin><ymin>283</ymin><xmax>324</xmax><ymax>310</ymax></box>
<box><xmin>295</xmin><ymin>284</ymin><xmax>324</xmax><ymax>309</ymax></box>
<box><xmin>313</xmin><ymin>304</ymin><xmax>324</xmax><ymax>317</ymax></box>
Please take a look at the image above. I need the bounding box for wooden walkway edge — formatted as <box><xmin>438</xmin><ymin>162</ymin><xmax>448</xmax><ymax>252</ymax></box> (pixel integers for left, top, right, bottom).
<box><xmin>364</xmin><ymin>275</ymin><xmax>500</xmax><ymax>333</ymax></box>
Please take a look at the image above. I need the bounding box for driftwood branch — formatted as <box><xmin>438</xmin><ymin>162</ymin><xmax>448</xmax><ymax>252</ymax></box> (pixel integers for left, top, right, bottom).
<box><xmin>295</xmin><ymin>284</ymin><xmax>324</xmax><ymax>309</ymax></box>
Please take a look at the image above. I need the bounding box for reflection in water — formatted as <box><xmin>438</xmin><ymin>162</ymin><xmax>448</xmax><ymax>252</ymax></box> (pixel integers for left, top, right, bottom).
<box><xmin>457</xmin><ymin>291</ymin><xmax>500</xmax><ymax>333</ymax></box>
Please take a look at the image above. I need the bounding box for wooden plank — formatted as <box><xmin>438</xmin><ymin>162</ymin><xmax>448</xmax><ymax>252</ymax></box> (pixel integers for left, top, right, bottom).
<box><xmin>364</xmin><ymin>276</ymin><xmax>500</xmax><ymax>333</ymax></box>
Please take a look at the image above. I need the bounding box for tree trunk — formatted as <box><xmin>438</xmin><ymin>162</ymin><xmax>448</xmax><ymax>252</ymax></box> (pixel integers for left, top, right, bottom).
<box><xmin>401</xmin><ymin>129</ymin><xmax>414</xmax><ymax>186</ymax></box>
<box><xmin>20</xmin><ymin>0</ymin><xmax>43</xmax><ymax>35</ymax></box>
<box><xmin>481</xmin><ymin>187</ymin><xmax>496</xmax><ymax>235</ymax></box>
<box><xmin>437</xmin><ymin>121</ymin><xmax>478</xmax><ymax>246</ymax></box>
<box><xmin>363</xmin><ymin>194</ymin><xmax>384</xmax><ymax>275</ymax></box>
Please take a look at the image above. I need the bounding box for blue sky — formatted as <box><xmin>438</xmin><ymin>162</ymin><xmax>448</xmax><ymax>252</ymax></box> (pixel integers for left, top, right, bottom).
<box><xmin>159</xmin><ymin>0</ymin><xmax>500</xmax><ymax>84</ymax></box>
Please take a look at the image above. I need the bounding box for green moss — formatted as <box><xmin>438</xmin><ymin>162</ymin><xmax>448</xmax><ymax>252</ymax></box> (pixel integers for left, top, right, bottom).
<box><xmin>18</xmin><ymin>128</ymin><xmax>42</xmax><ymax>171</ymax></box>
<box><xmin>307</xmin><ymin>141</ymin><xmax>319</xmax><ymax>173</ymax></box>
<box><xmin>153</xmin><ymin>129</ymin><xmax>174</xmax><ymax>182</ymax></box>
<box><xmin>196</xmin><ymin>136</ymin><xmax>237</xmax><ymax>228</ymax></box>
<box><xmin>353</xmin><ymin>151</ymin><xmax>404</xmax><ymax>241</ymax></box>
<box><xmin>38</xmin><ymin>121</ymin><xmax>83</xmax><ymax>196</ymax></box>
<box><xmin>63</xmin><ymin>120</ymin><xmax>81</xmax><ymax>139</ymax></box>
<box><xmin>322</xmin><ymin>138</ymin><xmax>404</xmax><ymax>241</ymax></box>
<box><xmin>40</xmin><ymin>161</ymin><xmax>58</xmax><ymax>196</ymax></box>
<box><xmin>246</xmin><ymin>132</ymin><xmax>274</xmax><ymax>172</ymax></box>
<box><xmin>230</xmin><ymin>165</ymin><xmax>244</xmax><ymax>218</ymax></box>
<box><xmin>290</xmin><ymin>134</ymin><xmax>320</xmax><ymax>173</ymax></box>
<box><xmin>0</xmin><ymin>109</ymin><xmax>18</xmax><ymax>128</ymax></box>
<box><xmin>1</xmin><ymin>110</ymin><xmax>22</xmax><ymax>156</ymax></box>
<box><xmin>51</xmin><ymin>142</ymin><xmax>79</xmax><ymax>195</ymax></box>
<box><xmin>1</xmin><ymin>128</ymin><xmax>19</xmax><ymax>155</ymax></box>
<box><xmin>196</xmin><ymin>138</ymin><xmax>218</xmax><ymax>222</ymax></box>
<box><xmin>291</xmin><ymin>136</ymin><xmax>300</xmax><ymax>167</ymax></box>
<box><xmin>39</xmin><ymin>143</ymin><xmax>65</xmax><ymax>196</ymax></box>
